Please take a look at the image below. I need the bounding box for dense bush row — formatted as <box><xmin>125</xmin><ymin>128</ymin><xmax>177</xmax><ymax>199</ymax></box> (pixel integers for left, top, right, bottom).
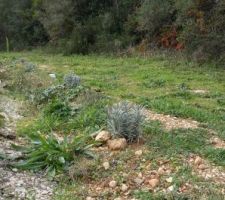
<box><xmin>0</xmin><ymin>0</ymin><xmax>224</xmax><ymax>63</ymax></box>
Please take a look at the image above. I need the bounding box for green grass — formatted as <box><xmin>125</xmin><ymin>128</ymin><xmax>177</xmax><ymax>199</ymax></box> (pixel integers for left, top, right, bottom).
<box><xmin>0</xmin><ymin>114</ymin><xmax>4</xmax><ymax>128</ymax></box>
<box><xmin>1</xmin><ymin>51</ymin><xmax>225</xmax><ymax>199</ymax></box>
<box><xmin>2</xmin><ymin>51</ymin><xmax>224</xmax><ymax>136</ymax></box>
<box><xmin>144</xmin><ymin>121</ymin><xmax>225</xmax><ymax>166</ymax></box>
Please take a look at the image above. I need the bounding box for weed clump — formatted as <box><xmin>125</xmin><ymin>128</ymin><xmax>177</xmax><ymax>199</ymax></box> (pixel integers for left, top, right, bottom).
<box><xmin>13</xmin><ymin>133</ymin><xmax>94</xmax><ymax>176</ymax></box>
<box><xmin>64</xmin><ymin>73</ymin><xmax>81</xmax><ymax>88</ymax></box>
<box><xmin>107</xmin><ymin>101</ymin><xmax>145</xmax><ymax>143</ymax></box>
<box><xmin>0</xmin><ymin>114</ymin><xmax>5</xmax><ymax>128</ymax></box>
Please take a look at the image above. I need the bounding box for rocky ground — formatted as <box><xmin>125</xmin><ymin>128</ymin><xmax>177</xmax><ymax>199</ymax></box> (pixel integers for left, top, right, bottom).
<box><xmin>0</xmin><ymin>93</ymin><xmax>55</xmax><ymax>200</ymax></box>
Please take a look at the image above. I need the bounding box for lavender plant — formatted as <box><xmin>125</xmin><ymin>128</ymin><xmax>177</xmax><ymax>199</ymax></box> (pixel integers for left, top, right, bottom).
<box><xmin>64</xmin><ymin>73</ymin><xmax>81</xmax><ymax>88</ymax></box>
<box><xmin>107</xmin><ymin>101</ymin><xmax>145</xmax><ymax>143</ymax></box>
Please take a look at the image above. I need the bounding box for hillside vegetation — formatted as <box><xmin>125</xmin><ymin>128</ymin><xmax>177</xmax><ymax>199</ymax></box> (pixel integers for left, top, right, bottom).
<box><xmin>0</xmin><ymin>0</ymin><xmax>225</xmax><ymax>64</ymax></box>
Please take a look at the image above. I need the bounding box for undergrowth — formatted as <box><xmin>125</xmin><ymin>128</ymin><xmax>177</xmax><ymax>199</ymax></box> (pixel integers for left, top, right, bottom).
<box><xmin>13</xmin><ymin>133</ymin><xmax>95</xmax><ymax>176</ymax></box>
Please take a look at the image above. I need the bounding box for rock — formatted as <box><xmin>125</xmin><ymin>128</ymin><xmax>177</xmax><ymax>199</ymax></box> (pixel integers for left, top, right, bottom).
<box><xmin>121</xmin><ymin>184</ymin><xmax>129</xmax><ymax>192</ymax></box>
<box><xmin>135</xmin><ymin>150</ymin><xmax>143</xmax><ymax>156</ymax></box>
<box><xmin>86</xmin><ymin>197</ymin><xmax>95</xmax><ymax>200</ymax></box>
<box><xmin>158</xmin><ymin>167</ymin><xmax>165</xmax><ymax>175</ymax></box>
<box><xmin>198</xmin><ymin>164</ymin><xmax>208</xmax><ymax>170</ymax></box>
<box><xmin>148</xmin><ymin>179</ymin><xmax>159</xmax><ymax>188</ymax></box>
<box><xmin>12</xmin><ymin>168</ymin><xmax>18</xmax><ymax>172</ymax></box>
<box><xmin>134</xmin><ymin>178</ymin><xmax>144</xmax><ymax>185</ymax></box>
<box><xmin>194</xmin><ymin>156</ymin><xmax>202</xmax><ymax>165</ymax></box>
<box><xmin>166</xmin><ymin>177</ymin><xmax>173</xmax><ymax>183</ymax></box>
<box><xmin>107</xmin><ymin>138</ymin><xmax>127</xmax><ymax>151</ymax></box>
<box><xmin>103</xmin><ymin>161</ymin><xmax>110</xmax><ymax>170</ymax></box>
<box><xmin>167</xmin><ymin>185</ymin><xmax>175</xmax><ymax>192</ymax></box>
<box><xmin>95</xmin><ymin>131</ymin><xmax>111</xmax><ymax>142</ymax></box>
<box><xmin>109</xmin><ymin>180</ymin><xmax>117</xmax><ymax>188</ymax></box>
<box><xmin>192</xmin><ymin>90</ymin><xmax>208</xmax><ymax>94</ymax></box>
<box><xmin>49</xmin><ymin>73</ymin><xmax>56</xmax><ymax>79</ymax></box>
<box><xmin>138</xmin><ymin>172</ymin><xmax>143</xmax><ymax>178</ymax></box>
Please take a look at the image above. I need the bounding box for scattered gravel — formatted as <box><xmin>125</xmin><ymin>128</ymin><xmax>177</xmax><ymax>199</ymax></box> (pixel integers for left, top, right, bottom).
<box><xmin>0</xmin><ymin>167</ymin><xmax>55</xmax><ymax>200</ymax></box>
<box><xmin>143</xmin><ymin>109</ymin><xmax>199</xmax><ymax>130</ymax></box>
<box><xmin>188</xmin><ymin>155</ymin><xmax>225</xmax><ymax>185</ymax></box>
<box><xmin>210</xmin><ymin>137</ymin><xmax>225</xmax><ymax>149</ymax></box>
<box><xmin>0</xmin><ymin>93</ymin><xmax>55</xmax><ymax>200</ymax></box>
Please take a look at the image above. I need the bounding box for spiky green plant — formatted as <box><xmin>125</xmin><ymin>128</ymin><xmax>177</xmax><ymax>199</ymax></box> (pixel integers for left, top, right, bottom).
<box><xmin>13</xmin><ymin>133</ymin><xmax>94</xmax><ymax>176</ymax></box>
<box><xmin>64</xmin><ymin>73</ymin><xmax>81</xmax><ymax>88</ymax></box>
<box><xmin>107</xmin><ymin>101</ymin><xmax>145</xmax><ymax>143</ymax></box>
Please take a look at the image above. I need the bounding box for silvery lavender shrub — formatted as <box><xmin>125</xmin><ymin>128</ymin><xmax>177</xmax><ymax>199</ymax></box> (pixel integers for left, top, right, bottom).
<box><xmin>24</xmin><ymin>62</ymin><xmax>36</xmax><ymax>72</ymax></box>
<box><xmin>64</xmin><ymin>73</ymin><xmax>81</xmax><ymax>88</ymax></box>
<box><xmin>107</xmin><ymin>101</ymin><xmax>145</xmax><ymax>143</ymax></box>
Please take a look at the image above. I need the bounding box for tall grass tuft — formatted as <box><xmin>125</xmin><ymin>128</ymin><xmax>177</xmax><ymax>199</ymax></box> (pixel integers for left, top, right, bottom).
<box><xmin>6</xmin><ymin>37</ymin><xmax>9</xmax><ymax>52</ymax></box>
<box><xmin>13</xmin><ymin>133</ymin><xmax>95</xmax><ymax>176</ymax></box>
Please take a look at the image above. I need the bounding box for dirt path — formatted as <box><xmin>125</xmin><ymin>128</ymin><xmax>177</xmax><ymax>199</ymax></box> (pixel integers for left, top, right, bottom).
<box><xmin>0</xmin><ymin>94</ymin><xmax>55</xmax><ymax>200</ymax></box>
<box><xmin>143</xmin><ymin>109</ymin><xmax>199</xmax><ymax>130</ymax></box>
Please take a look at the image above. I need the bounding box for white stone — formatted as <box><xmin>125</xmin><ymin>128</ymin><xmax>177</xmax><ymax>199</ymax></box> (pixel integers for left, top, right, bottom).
<box><xmin>135</xmin><ymin>150</ymin><xmax>143</xmax><ymax>156</ymax></box>
<box><xmin>109</xmin><ymin>180</ymin><xmax>117</xmax><ymax>188</ymax></box>
<box><xmin>103</xmin><ymin>161</ymin><xmax>110</xmax><ymax>170</ymax></box>
<box><xmin>49</xmin><ymin>73</ymin><xmax>56</xmax><ymax>79</ymax></box>
<box><xmin>166</xmin><ymin>177</ymin><xmax>173</xmax><ymax>183</ymax></box>
<box><xmin>121</xmin><ymin>184</ymin><xmax>129</xmax><ymax>192</ymax></box>
<box><xmin>86</xmin><ymin>197</ymin><xmax>95</xmax><ymax>200</ymax></box>
<box><xmin>167</xmin><ymin>185</ymin><xmax>175</xmax><ymax>192</ymax></box>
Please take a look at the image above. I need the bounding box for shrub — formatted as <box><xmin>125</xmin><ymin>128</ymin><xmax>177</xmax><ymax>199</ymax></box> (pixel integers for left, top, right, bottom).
<box><xmin>43</xmin><ymin>100</ymin><xmax>72</xmax><ymax>119</ymax></box>
<box><xmin>31</xmin><ymin>84</ymin><xmax>84</xmax><ymax>105</ymax></box>
<box><xmin>13</xmin><ymin>133</ymin><xmax>94</xmax><ymax>176</ymax></box>
<box><xmin>107</xmin><ymin>101</ymin><xmax>145</xmax><ymax>142</ymax></box>
<box><xmin>64</xmin><ymin>73</ymin><xmax>81</xmax><ymax>88</ymax></box>
<box><xmin>138</xmin><ymin>0</ymin><xmax>174</xmax><ymax>39</ymax></box>
<box><xmin>34</xmin><ymin>85</ymin><xmax>65</xmax><ymax>104</ymax></box>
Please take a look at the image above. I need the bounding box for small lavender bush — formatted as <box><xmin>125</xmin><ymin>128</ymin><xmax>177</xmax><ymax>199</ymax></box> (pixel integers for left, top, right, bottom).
<box><xmin>107</xmin><ymin>101</ymin><xmax>145</xmax><ymax>142</ymax></box>
<box><xmin>64</xmin><ymin>73</ymin><xmax>81</xmax><ymax>88</ymax></box>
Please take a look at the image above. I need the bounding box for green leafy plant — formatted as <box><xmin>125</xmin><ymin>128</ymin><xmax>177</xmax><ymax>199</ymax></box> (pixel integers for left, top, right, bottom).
<box><xmin>107</xmin><ymin>101</ymin><xmax>145</xmax><ymax>142</ymax></box>
<box><xmin>13</xmin><ymin>133</ymin><xmax>95</xmax><ymax>176</ymax></box>
<box><xmin>43</xmin><ymin>100</ymin><xmax>72</xmax><ymax>119</ymax></box>
<box><xmin>32</xmin><ymin>84</ymin><xmax>85</xmax><ymax>105</ymax></box>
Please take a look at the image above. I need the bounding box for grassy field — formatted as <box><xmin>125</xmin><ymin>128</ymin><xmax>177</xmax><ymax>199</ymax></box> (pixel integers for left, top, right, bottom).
<box><xmin>1</xmin><ymin>51</ymin><xmax>225</xmax><ymax>134</ymax></box>
<box><xmin>1</xmin><ymin>51</ymin><xmax>225</xmax><ymax>199</ymax></box>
